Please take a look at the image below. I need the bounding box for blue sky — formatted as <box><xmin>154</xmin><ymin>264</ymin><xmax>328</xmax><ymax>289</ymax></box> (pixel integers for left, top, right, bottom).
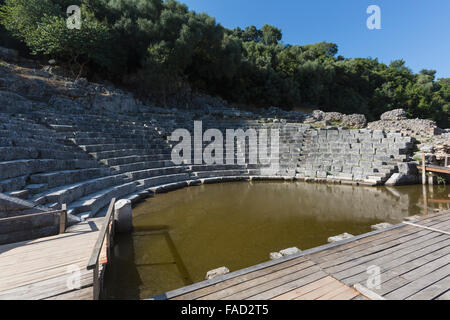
<box><xmin>181</xmin><ymin>0</ymin><xmax>450</xmax><ymax>79</ymax></box>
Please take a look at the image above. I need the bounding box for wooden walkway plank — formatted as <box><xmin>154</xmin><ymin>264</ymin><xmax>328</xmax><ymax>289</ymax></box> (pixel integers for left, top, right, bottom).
<box><xmin>198</xmin><ymin>260</ymin><xmax>317</xmax><ymax>300</ymax></box>
<box><xmin>172</xmin><ymin>256</ymin><xmax>310</xmax><ymax>300</ymax></box>
<box><xmin>316</xmin><ymin>218</ymin><xmax>450</xmax><ymax>275</ymax></box>
<box><xmin>436</xmin><ymin>290</ymin><xmax>450</xmax><ymax>300</ymax></box>
<box><xmin>45</xmin><ymin>286</ymin><xmax>94</xmax><ymax>300</ymax></box>
<box><xmin>312</xmin><ymin>213</ymin><xmax>450</xmax><ymax>261</ymax></box>
<box><xmin>374</xmin><ymin>243</ymin><xmax>450</xmax><ymax>294</ymax></box>
<box><xmin>292</xmin><ymin>277</ymin><xmax>344</xmax><ymax>300</ymax></box>
<box><xmin>311</xmin><ymin>215</ymin><xmax>450</xmax><ymax>267</ymax></box>
<box><xmin>317</xmin><ymin>284</ymin><xmax>358</xmax><ymax>300</ymax></box>
<box><xmin>248</xmin><ymin>269</ymin><xmax>328</xmax><ymax>300</ymax></box>
<box><xmin>271</xmin><ymin>276</ymin><xmax>334</xmax><ymax>300</ymax></box>
<box><xmin>220</xmin><ymin>265</ymin><xmax>324</xmax><ymax>300</ymax></box>
<box><xmin>0</xmin><ymin>218</ymin><xmax>104</xmax><ymax>300</ymax></box>
<box><xmin>329</xmin><ymin>288</ymin><xmax>360</xmax><ymax>300</ymax></box>
<box><xmin>0</xmin><ymin>269</ymin><xmax>93</xmax><ymax>300</ymax></box>
<box><xmin>384</xmin><ymin>263</ymin><xmax>450</xmax><ymax>300</ymax></box>
<box><xmin>340</xmin><ymin>238</ymin><xmax>450</xmax><ymax>286</ymax></box>
<box><xmin>317</xmin><ymin>216</ymin><xmax>450</xmax><ymax>265</ymax></box>
<box><xmin>330</xmin><ymin>235</ymin><xmax>450</xmax><ymax>282</ymax></box>
<box><xmin>406</xmin><ymin>276</ymin><xmax>450</xmax><ymax>300</ymax></box>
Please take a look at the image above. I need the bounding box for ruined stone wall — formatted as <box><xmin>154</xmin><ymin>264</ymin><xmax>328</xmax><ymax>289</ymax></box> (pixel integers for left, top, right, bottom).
<box><xmin>296</xmin><ymin>128</ymin><xmax>415</xmax><ymax>186</ymax></box>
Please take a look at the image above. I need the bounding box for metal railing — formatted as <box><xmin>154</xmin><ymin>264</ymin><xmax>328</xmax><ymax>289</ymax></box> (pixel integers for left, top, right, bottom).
<box><xmin>87</xmin><ymin>198</ymin><xmax>116</xmax><ymax>300</ymax></box>
<box><xmin>0</xmin><ymin>204</ymin><xmax>67</xmax><ymax>234</ymax></box>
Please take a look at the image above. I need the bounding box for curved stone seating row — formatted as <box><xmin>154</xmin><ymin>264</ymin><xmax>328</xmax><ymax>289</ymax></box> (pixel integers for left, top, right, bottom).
<box><xmin>0</xmin><ymin>113</ymin><xmax>107</xmax><ymax>202</ymax></box>
<box><xmin>27</xmin><ymin>111</ymin><xmax>185</xmax><ymax>219</ymax></box>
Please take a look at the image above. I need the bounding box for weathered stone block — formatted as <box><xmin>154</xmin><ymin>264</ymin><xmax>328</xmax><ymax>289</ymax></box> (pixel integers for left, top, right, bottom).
<box><xmin>371</xmin><ymin>223</ymin><xmax>393</xmax><ymax>230</ymax></box>
<box><xmin>270</xmin><ymin>252</ymin><xmax>283</xmax><ymax>260</ymax></box>
<box><xmin>205</xmin><ymin>267</ymin><xmax>230</xmax><ymax>280</ymax></box>
<box><xmin>385</xmin><ymin>173</ymin><xmax>418</xmax><ymax>186</ymax></box>
<box><xmin>328</xmin><ymin>233</ymin><xmax>354</xmax><ymax>243</ymax></box>
<box><xmin>114</xmin><ymin>199</ymin><xmax>133</xmax><ymax>233</ymax></box>
<box><xmin>279</xmin><ymin>247</ymin><xmax>301</xmax><ymax>256</ymax></box>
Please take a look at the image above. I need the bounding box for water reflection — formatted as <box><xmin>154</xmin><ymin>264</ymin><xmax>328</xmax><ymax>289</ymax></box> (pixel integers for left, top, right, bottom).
<box><xmin>103</xmin><ymin>182</ymin><xmax>449</xmax><ymax>299</ymax></box>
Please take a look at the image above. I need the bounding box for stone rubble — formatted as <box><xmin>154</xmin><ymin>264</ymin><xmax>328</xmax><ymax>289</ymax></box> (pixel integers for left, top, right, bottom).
<box><xmin>371</xmin><ymin>223</ymin><xmax>393</xmax><ymax>231</ymax></box>
<box><xmin>328</xmin><ymin>233</ymin><xmax>354</xmax><ymax>243</ymax></box>
<box><xmin>205</xmin><ymin>267</ymin><xmax>230</xmax><ymax>280</ymax></box>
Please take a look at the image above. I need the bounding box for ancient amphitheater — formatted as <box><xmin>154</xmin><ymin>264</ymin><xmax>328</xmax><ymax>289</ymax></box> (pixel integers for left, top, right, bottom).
<box><xmin>1</xmin><ymin>57</ymin><xmax>449</xmax><ymax>301</ymax></box>
<box><xmin>1</xmin><ymin>105</ymin><xmax>417</xmax><ymax>245</ymax></box>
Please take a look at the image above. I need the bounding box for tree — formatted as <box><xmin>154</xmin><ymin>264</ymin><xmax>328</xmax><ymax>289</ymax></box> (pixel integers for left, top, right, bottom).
<box><xmin>0</xmin><ymin>0</ymin><xmax>124</xmax><ymax>77</ymax></box>
<box><xmin>261</xmin><ymin>24</ymin><xmax>282</xmax><ymax>45</ymax></box>
<box><xmin>0</xmin><ymin>0</ymin><xmax>447</xmax><ymax>126</ymax></box>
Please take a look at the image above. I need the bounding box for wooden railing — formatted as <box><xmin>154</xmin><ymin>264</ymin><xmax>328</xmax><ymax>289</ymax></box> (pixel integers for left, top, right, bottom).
<box><xmin>87</xmin><ymin>198</ymin><xmax>116</xmax><ymax>300</ymax></box>
<box><xmin>418</xmin><ymin>153</ymin><xmax>450</xmax><ymax>185</ymax></box>
<box><xmin>0</xmin><ymin>204</ymin><xmax>67</xmax><ymax>234</ymax></box>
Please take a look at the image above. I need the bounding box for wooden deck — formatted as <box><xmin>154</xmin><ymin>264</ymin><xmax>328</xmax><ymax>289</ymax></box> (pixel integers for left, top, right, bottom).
<box><xmin>417</xmin><ymin>164</ymin><xmax>450</xmax><ymax>175</ymax></box>
<box><xmin>156</xmin><ymin>211</ymin><xmax>450</xmax><ymax>300</ymax></box>
<box><xmin>0</xmin><ymin>218</ymin><xmax>106</xmax><ymax>300</ymax></box>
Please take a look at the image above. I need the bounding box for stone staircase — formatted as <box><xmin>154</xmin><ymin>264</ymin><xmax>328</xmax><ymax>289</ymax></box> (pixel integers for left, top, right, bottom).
<box><xmin>296</xmin><ymin>128</ymin><xmax>414</xmax><ymax>185</ymax></box>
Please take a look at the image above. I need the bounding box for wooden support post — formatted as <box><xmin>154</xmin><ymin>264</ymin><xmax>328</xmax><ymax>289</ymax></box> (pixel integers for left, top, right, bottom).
<box><xmin>423</xmin><ymin>184</ymin><xmax>429</xmax><ymax>216</ymax></box>
<box><xmin>422</xmin><ymin>153</ymin><xmax>426</xmax><ymax>185</ymax></box>
<box><xmin>93</xmin><ymin>263</ymin><xmax>99</xmax><ymax>300</ymax></box>
<box><xmin>59</xmin><ymin>204</ymin><xmax>67</xmax><ymax>234</ymax></box>
<box><xmin>446</xmin><ymin>155</ymin><xmax>449</xmax><ymax>168</ymax></box>
<box><xmin>106</xmin><ymin>223</ymin><xmax>111</xmax><ymax>264</ymax></box>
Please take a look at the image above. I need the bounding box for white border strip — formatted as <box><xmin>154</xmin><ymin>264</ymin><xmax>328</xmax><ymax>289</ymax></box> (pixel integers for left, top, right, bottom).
<box><xmin>353</xmin><ymin>284</ymin><xmax>385</xmax><ymax>300</ymax></box>
<box><xmin>403</xmin><ymin>222</ymin><xmax>450</xmax><ymax>236</ymax></box>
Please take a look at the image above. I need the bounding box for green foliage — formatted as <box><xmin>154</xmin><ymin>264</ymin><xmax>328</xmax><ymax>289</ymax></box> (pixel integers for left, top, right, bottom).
<box><xmin>0</xmin><ymin>0</ymin><xmax>448</xmax><ymax>126</ymax></box>
<box><xmin>436</xmin><ymin>175</ymin><xmax>446</xmax><ymax>186</ymax></box>
<box><xmin>0</xmin><ymin>0</ymin><xmax>124</xmax><ymax>76</ymax></box>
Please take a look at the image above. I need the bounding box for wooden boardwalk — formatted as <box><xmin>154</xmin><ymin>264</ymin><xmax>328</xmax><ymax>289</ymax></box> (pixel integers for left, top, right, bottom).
<box><xmin>0</xmin><ymin>218</ymin><xmax>106</xmax><ymax>300</ymax></box>
<box><xmin>157</xmin><ymin>211</ymin><xmax>450</xmax><ymax>300</ymax></box>
<box><xmin>417</xmin><ymin>164</ymin><xmax>450</xmax><ymax>175</ymax></box>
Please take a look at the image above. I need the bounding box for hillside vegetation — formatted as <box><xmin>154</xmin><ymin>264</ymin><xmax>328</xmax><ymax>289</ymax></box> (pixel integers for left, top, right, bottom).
<box><xmin>0</xmin><ymin>0</ymin><xmax>448</xmax><ymax>127</ymax></box>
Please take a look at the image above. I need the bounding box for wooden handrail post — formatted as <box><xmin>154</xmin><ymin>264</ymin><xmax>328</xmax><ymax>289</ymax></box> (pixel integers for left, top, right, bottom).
<box><xmin>93</xmin><ymin>263</ymin><xmax>100</xmax><ymax>300</ymax></box>
<box><xmin>59</xmin><ymin>204</ymin><xmax>67</xmax><ymax>234</ymax></box>
<box><xmin>87</xmin><ymin>198</ymin><xmax>116</xmax><ymax>300</ymax></box>
<box><xmin>423</xmin><ymin>184</ymin><xmax>429</xmax><ymax>216</ymax></box>
<box><xmin>422</xmin><ymin>153</ymin><xmax>426</xmax><ymax>185</ymax></box>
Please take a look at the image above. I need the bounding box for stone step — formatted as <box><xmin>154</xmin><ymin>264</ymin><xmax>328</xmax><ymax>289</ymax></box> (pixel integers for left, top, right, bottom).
<box><xmin>0</xmin><ymin>147</ymin><xmax>39</xmax><ymax>162</ymax></box>
<box><xmin>29</xmin><ymin>167</ymin><xmax>111</xmax><ymax>189</ymax></box>
<box><xmin>68</xmin><ymin>181</ymin><xmax>138</xmax><ymax>217</ymax></box>
<box><xmin>0</xmin><ymin>135</ymin><xmax>77</xmax><ymax>149</ymax></box>
<box><xmin>33</xmin><ymin>174</ymin><xmax>128</xmax><ymax>205</ymax></box>
<box><xmin>80</xmin><ymin>143</ymin><xmax>164</xmax><ymax>153</ymax></box>
<box><xmin>0</xmin><ymin>175</ymin><xmax>28</xmax><ymax>193</ymax></box>
<box><xmin>49</xmin><ymin>124</ymin><xmax>76</xmax><ymax>132</ymax></box>
<box><xmin>125</xmin><ymin>166</ymin><xmax>187</xmax><ymax>180</ymax></box>
<box><xmin>0</xmin><ymin>159</ymin><xmax>100</xmax><ymax>181</ymax></box>
<box><xmin>101</xmin><ymin>154</ymin><xmax>172</xmax><ymax>166</ymax></box>
<box><xmin>24</xmin><ymin>183</ymin><xmax>48</xmax><ymax>195</ymax></box>
<box><xmin>70</xmin><ymin>137</ymin><xmax>159</xmax><ymax>145</ymax></box>
<box><xmin>90</xmin><ymin>148</ymin><xmax>170</xmax><ymax>160</ymax></box>
<box><xmin>111</xmin><ymin>160</ymin><xmax>175</xmax><ymax>174</ymax></box>
<box><xmin>188</xmin><ymin>164</ymin><xmax>247</xmax><ymax>172</ymax></box>
<box><xmin>138</xmin><ymin>173</ymin><xmax>190</xmax><ymax>189</ymax></box>
<box><xmin>69</xmin><ymin>131</ymin><xmax>159</xmax><ymax>139</ymax></box>
<box><xmin>192</xmin><ymin>170</ymin><xmax>248</xmax><ymax>179</ymax></box>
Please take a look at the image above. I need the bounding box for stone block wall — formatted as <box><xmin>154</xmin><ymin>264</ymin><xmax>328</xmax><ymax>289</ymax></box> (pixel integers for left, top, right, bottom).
<box><xmin>296</xmin><ymin>128</ymin><xmax>415</xmax><ymax>185</ymax></box>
